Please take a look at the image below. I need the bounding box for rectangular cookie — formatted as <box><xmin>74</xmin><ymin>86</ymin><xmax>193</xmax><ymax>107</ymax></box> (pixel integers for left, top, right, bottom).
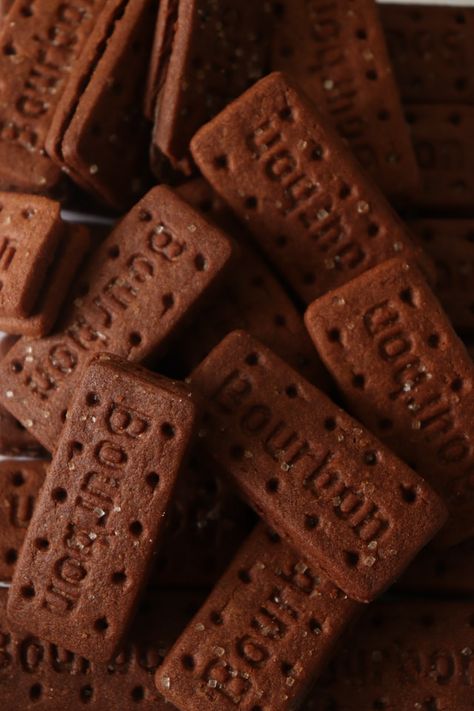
<box><xmin>147</xmin><ymin>0</ymin><xmax>270</xmax><ymax>175</ymax></box>
<box><xmin>7</xmin><ymin>353</ymin><xmax>198</xmax><ymax>661</ymax></box>
<box><xmin>408</xmin><ymin>218</ymin><xmax>474</xmax><ymax>334</ymax></box>
<box><xmin>304</xmin><ymin>601</ymin><xmax>474</xmax><ymax>711</ymax></box>
<box><xmin>46</xmin><ymin>0</ymin><xmax>156</xmax><ymax>210</ymax></box>
<box><xmin>0</xmin><ymin>224</ymin><xmax>91</xmax><ymax>337</ymax></box>
<box><xmin>174</xmin><ymin>178</ymin><xmax>329</xmax><ymax>387</ymax></box>
<box><xmin>398</xmin><ymin>537</ymin><xmax>474</xmax><ymax>595</ymax></box>
<box><xmin>0</xmin><ymin>586</ymin><xmax>206</xmax><ymax>709</ymax></box>
<box><xmin>381</xmin><ymin>3</ymin><xmax>474</xmax><ymax>104</ymax></box>
<box><xmin>0</xmin><ymin>185</ymin><xmax>234</xmax><ymax>451</ymax></box>
<box><xmin>305</xmin><ymin>257</ymin><xmax>474</xmax><ymax>547</ymax></box>
<box><xmin>190</xmin><ymin>330</ymin><xmax>446</xmax><ymax>602</ymax></box>
<box><xmin>0</xmin><ymin>0</ymin><xmax>108</xmax><ymax>192</ymax></box>
<box><xmin>0</xmin><ymin>459</ymin><xmax>47</xmax><ymax>580</ymax></box>
<box><xmin>191</xmin><ymin>71</ymin><xmax>429</xmax><ymax>304</ymax></box>
<box><xmin>406</xmin><ymin>104</ymin><xmax>474</xmax><ymax>213</ymax></box>
<box><xmin>152</xmin><ymin>448</ymin><xmax>255</xmax><ymax>588</ymax></box>
<box><xmin>156</xmin><ymin>524</ymin><xmax>361</xmax><ymax>710</ymax></box>
<box><xmin>0</xmin><ymin>193</ymin><xmax>62</xmax><ymax>318</ymax></box>
<box><xmin>271</xmin><ymin>0</ymin><xmax>420</xmax><ymax>201</ymax></box>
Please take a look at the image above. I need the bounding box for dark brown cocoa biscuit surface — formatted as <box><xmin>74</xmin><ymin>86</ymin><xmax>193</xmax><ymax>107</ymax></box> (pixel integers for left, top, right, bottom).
<box><xmin>0</xmin><ymin>335</ymin><xmax>45</xmax><ymax>455</ymax></box>
<box><xmin>0</xmin><ymin>224</ymin><xmax>91</xmax><ymax>337</ymax></box>
<box><xmin>271</xmin><ymin>0</ymin><xmax>420</xmax><ymax>201</ymax></box>
<box><xmin>46</xmin><ymin>0</ymin><xmax>156</xmax><ymax>211</ymax></box>
<box><xmin>381</xmin><ymin>3</ymin><xmax>474</xmax><ymax>105</ymax></box>
<box><xmin>174</xmin><ymin>178</ymin><xmax>329</xmax><ymax>387</ymax></box>
<box><xmin>0</xmin><ymin>586</ymin><xmax>206</xmax><ymax>710</ymax></box>
<box><xmin>191</xmin><ymin>330</ymin><xmax>446</xmax><ymax>602</ymax></box>
<box><xmin>406</xmin><ymin>104</ymin><xmax>474</xmax><ymax>213</ymax></box>
<box><xmin>157</xmin><ymin>524</ymin><xmax>361</xmax><ymax>710</ymax></box>
<box><xmin>304</xmin><ymin>601</ymin><xmax>474</xmax><ymax>711</ymax></box>
<box><xmin>148</xmin><ymin>0</ymin><xmax>270</xmax><ymax>175</ymax></box>
<box><xmin>305</xmin><ymin>257</ymin><xmax>474</xmax><ymax>548</ymax></box>
<box><xmin>397</xmin><ymin>536</ymin><xmax>474</xmax><ymax>595</ymax></box>
<box><xmin>0</xmin><ymin>186</ymin><xmax>233</xmax><ymax>451</ymax></box>
<box><xmin>0</xmin><ymin>193</ymin><xmax>63</xmax><ymax>318</ymax></box>
<box><xmin>191</xmin><ymin>72</ymin><xmax>429</xmax><ymax>304</ymax></box>
<box><xmin>152</xmin><ymin>449</ymin><xmax>255</xmax><ymax>588</ymax></box>
<box><xmin>0</xmin><ymin>0</ymin><xmax>108</xmax><ymax>192</ymax></box>
<box><xmin>409</xmin><ymin>218</ymin><xmax>474</xmax><ymax>334</ymax></box>
<box><xmin>0</xmin><ymin>459</ymin><xmax>47</xmax><ymax>581</ymax></box>
<box><xmin>7</xmin><ymin>354</ymin><xmax>198</xmax><ymax>661</ymax></box>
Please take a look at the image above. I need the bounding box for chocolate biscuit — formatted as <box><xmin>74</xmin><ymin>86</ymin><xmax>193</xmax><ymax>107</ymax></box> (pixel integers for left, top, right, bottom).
<box><xmin>0</xmin><ymin>224</ymin><xmax>91</xmax><ymax>336</ymax></box>
<box><xmin>305</xmin><ymin>601</ymin><xmax>474</xmax><ymax>711</ymax></box>
<box><xmin>271</xmin><ymin>0</ymin><xmax>420</xmax><ymax>201</ymax></box>
<box><xmin>406</xmin><ymin>104</ymin><xmax>474</xmax><ymax>213</ymax></box>
<box><xmin>147</xmin><ymin>0</ymin><xmax>270</xmax><ymax>175</ymax></box>
<box><xmin>305</xmin><ymin>257</ymin><xmax>474</xmax><ymax>547</ymax></box>
<box><xmin>153</xmin><ymin>450</ymin><xmax>255</xmax><ymax>588</ymax></box>
<box><xmin>191</xmin><ymin>72</ymin><xmax>429</xmax><ymax>304</ymax></box>
<box><xmin>157</xmin><ymin>524</ymin><xmax>361</xmax><ymax>710</ymax></box>
<box><xmin>0</xmin><ymin>193</ymin><xmax>62</xmax><ymax>318</ymax></box>
<box><xmin>7</xmin><ymin>353</ymin><xmax>198</xmax><ymax>661</ymax></box>
<box><xmin>0</xmin><ymin>459</ymin><xmax>47</xmax><ymax>581</ymax></box>
<box><xmin>0</xmin><ymin>185</ymin><xmax>234</xmax><ymax>450</ymax></box>
<box><xmin>0</xmin><ymin>336</ymin><xmax>45</xmax><ymax>455</ymax></box>
<box><xmin>409</xmin><ymin>218</ymin><xmax>474</xmax><ymax>333</ymax></box>
<box><xmin>0</xmin><ymin>0</ymin><xmax>108</xmax><ymax>192</ymax></box>
<box><xmin>46</xmin><ymin>0</ymin><xmax>156</xmax><ymax>210</ymax></box>
<box><xmin>191</xmin><ymin>330</ymin><xmax>446</xmax><ymax>602</ymax></box>
<box><xmin>398</xmin><ymin>537</ymin><xmax>474</xmax><ymax>595</ymax></box>
<box><xmin>174</xmin><ymin>178</ymin><xmax>329</xmax><ymax>387</ymax></box>
<box><xmin>381</xmin><ymin>3</ymin><xmax>474</xmax><ymax>104</ymax></box>
<box><xmin>0</xmin><ymin>586</ymin><xmax>206</xmax><ymax>709</ymax></box>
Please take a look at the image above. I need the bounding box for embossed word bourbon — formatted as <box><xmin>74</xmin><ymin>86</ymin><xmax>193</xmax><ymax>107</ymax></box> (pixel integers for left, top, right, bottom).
<box><xmin>306</xmin><ymin>257</ymin><xmax>474</xmax><ymax>547</ymax></box>
<box><xmin>157</xmin><ymin>525</ymin><xmax>361</xmax><ymax>711</ymax></box>
<box><xmin>191</xmin><ymin>72</ymin><xmax>426</xmax><ymax>304</ymax></box>
<box><xmin>0</xmin><ymin>0</ymin><xmax>108</xmax><ymax>191</ymax></box>
<box><xmin>305</xmin><ymin>601</ymin><xmax>474</xmax><ymax>710</ymax></box>
<box><xmin>7</xmin><ymin>354</ymin><xmax>198</xmax><ymax>662</ymax></box>
<box><xmin>272</xmin><ymin>0</ymin><xmax>420</xmax><ymax>199</ymax></box>
<box><xmin>191</xmin><ymin>331</ymin><xmax>446</xmax><ymax>601</ymax></box>
<box><xmin>0</xmin><ymin>186</ymin><xmax>233</xmax><ymax>451</ymax></box>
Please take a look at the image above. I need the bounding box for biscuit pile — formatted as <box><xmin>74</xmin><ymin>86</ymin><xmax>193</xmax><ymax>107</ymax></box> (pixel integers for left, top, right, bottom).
<box><xmin>0</xmin><ymin>1</ymin><xmax>473</xmax><ymax>709</ymax></box>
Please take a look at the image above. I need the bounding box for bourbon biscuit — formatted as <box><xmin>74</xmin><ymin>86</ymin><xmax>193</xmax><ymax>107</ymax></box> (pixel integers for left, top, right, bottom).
<box><xmin>0</xmin><ymin>185</ymin><xmax>234</xmax><ymax>451</ymax></box>
<box><xmin>406</xmin><ymin>104</ymin><xmax>474</xmax><ymax>213</ymax></box>
<box><xmin>174</xmin><ymin>178</ymin><xmax>329</xmax><ymax>387</ymax></box>
<box><xmin>0</xmin><ymin>224</ymin><xmax>91</xmax><ymax>337</ymax></box>
<box><xmin>7</xmin><ymin>353</ymin><xmax>198</xmax><ymax>661</ymax></box>
<box><xmin>305</xmin><ymin>257</ymin><xmax>474</xmax><ymax>547</ymax></box>
<box><xmin>398</xmin><ymin>537</ymin><xmax>474</xmax><ymax>595</ymax></box>
<box><xmin>0</xmin><ymin>586</ymin><xmax>206</xmax><ymax>709</ymax></box>
<box><xmin>0</xmin><ymin>0</ymin><xmax>108</xmax><ymax>192</ymax></box>
<box><xmin>0</xmin><ymin>336</ymin><xmax>45</xmax><ymax>455</ymax></box>
<box><xmin>191</xmin><ymin>330</ymin><xmax>446</xmax><ymax>602</ymax></box>
<box><xmin>0</xmin><ymin>459</ymin><xmax>47</xmax><ymax>581</ymax></box>
<box><xmin>271</xmin><ymin>0</ymin><xmax>420</xmax><ymax>200</ymax></box>
<box><xmin>191</xmin><ymin>72</ymin><xmax>429</xmax><ymax>304</ymax></box>
<box><xmin>409</xmin><ymin>218</ymin><xmax>474</xmax><ymax>333</ymax></box>
<box><xmin>381</xmin><ymin>3</ymin><xmax>474</xmax><ymax>104</ymax></box>
<box><xmin>46</xmin><ymin>0</ymin><xmax>156</xmax><ymax>211</ymax></box>
<box><xmin>156</xmin><ymin>524</ymin><xmax>361</xmax><ymax>710</ymax></box>
<box><xmin>0</xmin><ymin>193</ymin><xmax>63</xmax><ymax>318</ymax></box>
<box><xmin>148</xmin><ymin>0</ymin><xmax>270</xmax><ymax>175</ymax></box>
<box><xmin>153</xmin><ymin>449</ymin><xmax>255</xmax><ymax>588</ymax></box>
<box><xmin>305</xmin><ymin>601</ymin><xmax>474</xmax><ymax>711</ymax></box>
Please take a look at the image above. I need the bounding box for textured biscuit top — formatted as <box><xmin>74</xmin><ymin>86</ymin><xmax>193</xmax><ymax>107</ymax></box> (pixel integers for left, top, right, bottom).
<box><xmin>191</xmin><ymin>71</ymin><xmax>428</xmax><ymax>304</ymax></box>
